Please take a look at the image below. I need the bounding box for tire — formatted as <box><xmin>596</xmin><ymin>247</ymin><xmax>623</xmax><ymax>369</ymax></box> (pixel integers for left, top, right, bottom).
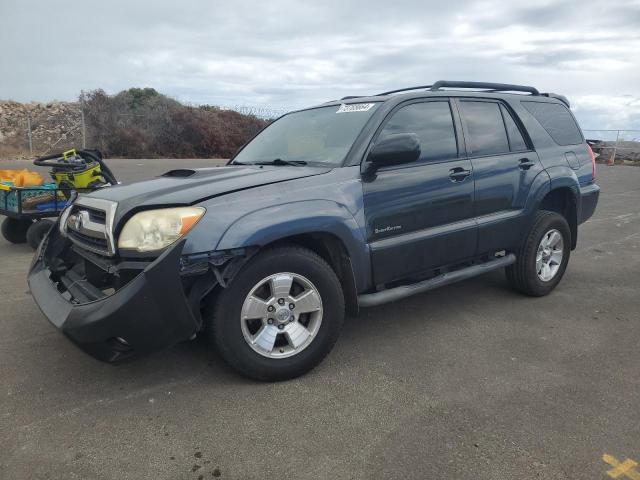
<box><xmin>26</xmin><ymin>219</ymin><xmax>55</xmax><ymax>249</ymax></box>
<box><xmin>207</xmin><ymin>246</ymin><xmax>345</xmax><ymax>381</ymax></box>
<box><xmin>1</xmin><ymin>217</ymin><xmax>32</xmax><ymax>244</ymax></box>
<box><xmin>506</xmin><ymin>210</ymin><xmax>571</xmax><ymax>296</ymax></box>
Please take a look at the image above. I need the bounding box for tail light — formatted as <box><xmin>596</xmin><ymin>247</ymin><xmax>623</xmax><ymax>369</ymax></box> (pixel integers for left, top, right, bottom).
<box><xmin>587</xmin><ymin>144</ymin><xmax>596</xmax><ymax>181</ymax></box>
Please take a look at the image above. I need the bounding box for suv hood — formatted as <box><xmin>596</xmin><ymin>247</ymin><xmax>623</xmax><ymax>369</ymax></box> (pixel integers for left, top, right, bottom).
<box><xmin>85</xmin><ymin>165</ymin><xmax>331</xmax><ymax>213</ymax></box>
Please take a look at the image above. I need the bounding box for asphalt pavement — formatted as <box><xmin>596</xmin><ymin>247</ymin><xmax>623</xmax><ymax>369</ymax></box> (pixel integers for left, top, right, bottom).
<box><xmin>1</xmin><ymin>159</ymin><xmax>639</xmax><ymax>480</ymax></box>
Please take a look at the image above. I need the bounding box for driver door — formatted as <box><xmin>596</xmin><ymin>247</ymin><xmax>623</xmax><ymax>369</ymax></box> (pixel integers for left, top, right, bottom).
<box><xmin>362</xmin><ymin>99</ymin><xmax>476</xmax><ymax>285</ymax></box>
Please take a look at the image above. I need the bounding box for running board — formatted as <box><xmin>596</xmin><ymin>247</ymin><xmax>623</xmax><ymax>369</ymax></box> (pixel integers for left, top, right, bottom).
<box><xmin>357</xmin><ymin>254</ymin><xmax>516</xmax><ymax>308</ymax></box>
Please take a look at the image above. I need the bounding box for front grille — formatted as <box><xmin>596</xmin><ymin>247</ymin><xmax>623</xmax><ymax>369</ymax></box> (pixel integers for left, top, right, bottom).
<box><xmin>63</xmin><ymin>197</ymin><xmax>117</xmax><ymax>257</ymax></box>
<box><xmin>67</xmin><ymin>229</ymin><xmax>109</xmax><ymax>251</ymax></box>
<box><xmin>70</xmin><ymin>205</ymin><xmax>106</xmax><ymax>224</ymax></box>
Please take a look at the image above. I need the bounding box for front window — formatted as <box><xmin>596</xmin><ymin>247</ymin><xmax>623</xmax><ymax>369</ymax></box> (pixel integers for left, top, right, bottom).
<box><xmin>232</xmin><ymin>103</ymin><xmax>379</xmax><ymax>167</ymax></box>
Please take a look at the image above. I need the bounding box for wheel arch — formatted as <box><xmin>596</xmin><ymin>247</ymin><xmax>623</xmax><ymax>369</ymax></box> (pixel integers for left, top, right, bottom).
<box><xmin>215</xmin><ymin>200</ymin><xmax>372</xmax><ymax>315</ymax></box>
<box><xmin>539</xmin><ymin>186</ymin><xmax>579</xmax><ymax>250</ymax></box>
<box><xmin>258</xmin><ymin>232</ymin><xmax>360</xmax><ymax>316</ymax></box>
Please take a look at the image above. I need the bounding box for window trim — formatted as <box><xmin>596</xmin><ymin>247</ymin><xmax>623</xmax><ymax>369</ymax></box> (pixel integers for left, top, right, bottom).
<box><xmin>455</xmin><ymin>98</ymin><xmax>535</xmax><ymax>159</ymax></box>
<box><xmin>361</xmin><ymin>98</ymin><xmax>462</xmax><ymax>171</ymax></box>
<box><xmin>499</xmin><ymin>104</ymin><xmax>529</xmax><ymax>153</ymax></box>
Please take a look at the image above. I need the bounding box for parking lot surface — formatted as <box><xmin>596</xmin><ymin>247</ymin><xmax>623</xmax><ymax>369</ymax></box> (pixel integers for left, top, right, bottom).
<box><xmin>1</xmin><ymin>159</ymin><xmax>639</xmax><ymax>480</ymax></box>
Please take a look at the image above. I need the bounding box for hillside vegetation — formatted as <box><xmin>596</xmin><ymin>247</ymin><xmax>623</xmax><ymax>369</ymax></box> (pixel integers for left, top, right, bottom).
<box><xmin>0</xmin><ymin>88</ymin><xmax>269</xmax><ymax>159</ymax></box>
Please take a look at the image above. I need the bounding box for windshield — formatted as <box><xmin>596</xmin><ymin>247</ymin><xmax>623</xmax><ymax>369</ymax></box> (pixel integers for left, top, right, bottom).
<box><xmin>232</xmin><ymin>103</ymin><xmax>379</xmax><ymax>167</ymax></box>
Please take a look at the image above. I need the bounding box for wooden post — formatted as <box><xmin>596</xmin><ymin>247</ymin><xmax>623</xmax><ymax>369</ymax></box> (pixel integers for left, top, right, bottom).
<box><xmin>27</xmin><ymin>114</ymin><xmax>33</xmax><ymax>156</ymax></box>
<box><xmin>608</xmin><ymin>130</ymin><xmax>620</xmax><ymax>166</ymax></box>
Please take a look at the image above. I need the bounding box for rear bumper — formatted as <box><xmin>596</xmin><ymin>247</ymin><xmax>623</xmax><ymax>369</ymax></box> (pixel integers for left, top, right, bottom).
<box><xmin>28</xmin><ymin>229</ymin><xmax>199</xmax><ymax>362</ymax></box>
<box><xmin>579</xmin><ymin>183</ymin><xmax>600</xmax><ymax>224</ymax></box>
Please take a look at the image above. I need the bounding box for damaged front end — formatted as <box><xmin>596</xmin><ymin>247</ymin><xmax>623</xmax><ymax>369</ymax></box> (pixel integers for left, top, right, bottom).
<box><xmin>28</xmin><ymin>221</ymin><xmax>249</xmax><ymax>363</ymax></box>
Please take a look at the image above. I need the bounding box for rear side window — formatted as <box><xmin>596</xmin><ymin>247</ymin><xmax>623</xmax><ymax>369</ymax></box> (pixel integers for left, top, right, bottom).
<box><xmin>522</xmin><ymin>101</ymin><xmax>583</xmax><ymax>146</ymax></box>
<box><xmin>460</xmin><ymin>101</ymin><xmax>510</xmax><ymax>156</ymax></box>
<box><xmin>500</xmin><ymin>105</ymin><xmax>528</xmax><ymax>152</ymax></box>
<box><xmin>379</xmin><ymin>101</ymin><xmax>458</xmax><ymax>163</ymax></box>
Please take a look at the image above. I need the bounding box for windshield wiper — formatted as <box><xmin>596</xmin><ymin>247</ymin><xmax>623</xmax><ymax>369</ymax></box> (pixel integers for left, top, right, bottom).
<box><xmin>252</xmin><ymin>158</ymin><xmax>308</xmax><ymax>166</ymax></box>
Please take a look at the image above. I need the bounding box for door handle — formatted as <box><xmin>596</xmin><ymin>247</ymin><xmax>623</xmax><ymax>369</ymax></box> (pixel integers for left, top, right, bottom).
<box><xmin>519</xmin><ymin>158</ymin><xmax>536</xmax><ymax>170</ymax></box>
<box><xmin>449</xmin><ymin>167</ymin><xmax>471</xmax><ymax>182</ymax></box>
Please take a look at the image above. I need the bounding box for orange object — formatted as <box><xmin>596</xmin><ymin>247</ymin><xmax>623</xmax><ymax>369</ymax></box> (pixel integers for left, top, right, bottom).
<box><xmin>0</xmin><ymin>169</ymin><xmax>44</xmax><ymax>187</ymax></box>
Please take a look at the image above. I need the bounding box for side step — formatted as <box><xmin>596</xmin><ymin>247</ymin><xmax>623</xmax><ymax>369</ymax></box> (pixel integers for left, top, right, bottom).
<box><xmin>357</xmin><ymin>254</ymin><xmax>516</xmax><ymax>308</ymax></box>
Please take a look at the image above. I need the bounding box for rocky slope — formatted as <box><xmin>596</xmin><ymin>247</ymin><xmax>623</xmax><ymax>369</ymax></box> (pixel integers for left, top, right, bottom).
<box><xmin>0</xmin><ymin>101</ymin><xmax>83</xmax><ymax>158</ymax></box>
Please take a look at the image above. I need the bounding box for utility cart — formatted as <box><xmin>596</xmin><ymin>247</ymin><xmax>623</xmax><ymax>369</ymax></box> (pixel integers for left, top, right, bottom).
<box><xmin>0</xmin><ymin>149</ymin><xmax>117</xmax><ymax>249</ymax></box>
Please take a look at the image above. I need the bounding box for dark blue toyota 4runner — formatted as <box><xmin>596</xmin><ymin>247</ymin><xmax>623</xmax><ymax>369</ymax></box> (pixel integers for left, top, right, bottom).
<box><xmin>29</xmin><ymin>81</ymin><xmax>600</xmax><ymax>381</ymax></box>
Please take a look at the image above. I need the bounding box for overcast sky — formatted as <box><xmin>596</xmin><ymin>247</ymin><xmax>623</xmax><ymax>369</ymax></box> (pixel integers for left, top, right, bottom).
<box><xmin>1</xmin><ymin>0</ymin><xmax>639</xmax><ymax>132</ymax></box>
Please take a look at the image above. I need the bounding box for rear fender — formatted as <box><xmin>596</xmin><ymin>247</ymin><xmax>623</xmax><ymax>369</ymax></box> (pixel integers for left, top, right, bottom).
<box><xmin>523</xmin><ymin>169</ymin><xmax>552</xmax><ymax>214</ymax></box>
<box><xmin>528</xmin><ymin>165</ymin><xmax>580</xmax><ymax>248</ymax></box>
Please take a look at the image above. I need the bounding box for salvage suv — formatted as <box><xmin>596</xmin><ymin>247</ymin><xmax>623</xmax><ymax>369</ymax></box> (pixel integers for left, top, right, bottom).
<box><xmin>29</xmin><ymin>81</ymin><xmax>600</xmax><ymax>381</ymax></box>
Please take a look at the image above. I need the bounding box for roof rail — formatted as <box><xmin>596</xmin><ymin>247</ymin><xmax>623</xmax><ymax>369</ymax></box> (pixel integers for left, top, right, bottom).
<box><xmin>430</xmin><ymin>80</ymin><xmax>540</xmax><ymax>95</ymax></box>
<box><xmin>376</xmin><ymin>85</ymin><xmax>433</xmax><ymax>96</ymax></box>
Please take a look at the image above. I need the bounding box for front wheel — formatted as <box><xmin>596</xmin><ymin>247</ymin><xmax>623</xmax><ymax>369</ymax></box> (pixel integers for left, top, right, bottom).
<box><xmin>506</xmin><ymin>210</ymin><xmax>571</xmax><ymax>296</ymax></box>
<box><xmin>207</xmin><ymin>246</ymin><xmax>345</xmax><ymax>381</ymax></box>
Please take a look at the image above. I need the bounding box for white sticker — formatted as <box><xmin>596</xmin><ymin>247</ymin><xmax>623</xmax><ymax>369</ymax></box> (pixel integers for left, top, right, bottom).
<box><xmin>336</xmin><ymin>103</ymin><xmax>375</xmax><ymax>113</ymax></box>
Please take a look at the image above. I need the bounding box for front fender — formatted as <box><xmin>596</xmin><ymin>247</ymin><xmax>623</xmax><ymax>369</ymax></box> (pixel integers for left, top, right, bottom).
<box><xmin>216</xmin><ymin>200</ymin><xmax>372</xmax><ymax>292</ymax></box>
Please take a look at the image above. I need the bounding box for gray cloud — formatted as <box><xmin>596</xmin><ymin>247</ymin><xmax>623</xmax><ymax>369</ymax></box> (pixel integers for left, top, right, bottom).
<box><xmin>1</xmin><ymin>0</ymin><xmax>639</xmax><ymax>128</ymax></box>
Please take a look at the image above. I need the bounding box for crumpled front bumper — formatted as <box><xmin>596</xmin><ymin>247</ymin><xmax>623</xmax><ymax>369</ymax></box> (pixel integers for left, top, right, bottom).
<box><xmin>28</xmin><ymin>228</ymin><xmax>200</xmax><ymax>363</ymax></box>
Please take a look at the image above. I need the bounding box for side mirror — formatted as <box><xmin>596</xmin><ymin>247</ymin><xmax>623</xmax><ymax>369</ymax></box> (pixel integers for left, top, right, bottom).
<box><xmin>368</xmin><ymin>133</ymin><xmax>421</xmax><ymax>168</ymax></box>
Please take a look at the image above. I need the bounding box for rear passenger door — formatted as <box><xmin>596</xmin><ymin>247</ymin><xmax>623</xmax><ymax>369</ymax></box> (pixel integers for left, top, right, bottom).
<box><xmin>457</xmin><ymin>99</ymin><xmax>542</xmax><ymax>254</ymax></box>
<box><xmin>363</xmin><ymin>99</ymin><xmax>476</xmax><ymax>285</ymax></box>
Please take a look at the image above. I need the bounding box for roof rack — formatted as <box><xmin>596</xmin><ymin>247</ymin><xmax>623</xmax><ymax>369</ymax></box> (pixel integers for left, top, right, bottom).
<box><xmin>376</xmin><ymin>85</ymin><xmax>433</xmax><ymax>96</ymax></box>
<box><xmin>430</xmin><ymin>81</ymin><xmax>539</xmax><ymax>95</ymax></box>
<box><xmin>375</xmin><ymin>81</ymin><xmax>540</xmax><ymax>97</ymax></box>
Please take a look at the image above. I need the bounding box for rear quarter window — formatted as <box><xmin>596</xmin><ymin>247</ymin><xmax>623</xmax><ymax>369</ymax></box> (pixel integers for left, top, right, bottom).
<box><xmin>521</xmin><ymin>101</ymin><xmax>583</xmax><ymax>146</ymax></box>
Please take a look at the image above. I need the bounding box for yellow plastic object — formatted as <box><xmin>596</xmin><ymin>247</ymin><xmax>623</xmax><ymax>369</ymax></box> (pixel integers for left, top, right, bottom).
<box><xmin>51</xmin><ymin>164</ymin><xmax>103</xmax><ymax>188</ymax></box>
<box><xmin>0</xmin><ymin>169</ymin><xmax>44</xmax><ymax>187</ymax></box>
<box><xmin>62</xmin><ymin>149</ymin><xmax>77</xmax><ymax>160</ymax></box>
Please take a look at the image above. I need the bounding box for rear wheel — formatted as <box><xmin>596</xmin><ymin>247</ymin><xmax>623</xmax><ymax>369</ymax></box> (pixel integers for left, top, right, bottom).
<box><xmin>207</xmin><ymin>246</ymin><xmax>345</xmax><ymax>381</ymax></box>
<box><xmin>1</xmin><ymin>217</ymin><xmax>32</xmax><ymax>244</ymax></box>
<box><xmin>506</xmin><ymin>210</ymin><xmax>571</xmax><ymax>296</ymax></box>
<box><xmin>26</xmin><ymin>219</ymin><xmax>55</xmax><ymax>249</ymax></box>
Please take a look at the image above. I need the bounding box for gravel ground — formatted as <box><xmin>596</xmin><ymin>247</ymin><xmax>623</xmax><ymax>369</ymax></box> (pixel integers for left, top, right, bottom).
<box><xmin>1</xmin><ymin>159</ymin><xmax>639</xmax><ymax>480</ymax></box>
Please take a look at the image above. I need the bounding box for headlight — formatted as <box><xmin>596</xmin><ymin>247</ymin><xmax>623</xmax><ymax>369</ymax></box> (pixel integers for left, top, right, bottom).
<box><xmin>117</xmin><ymin>207</ymin><xmax>205</xmax><ymax>252</ymax></box>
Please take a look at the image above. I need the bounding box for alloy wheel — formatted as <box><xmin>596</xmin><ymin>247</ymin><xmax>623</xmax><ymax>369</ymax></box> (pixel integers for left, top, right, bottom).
<box><xmin>536</xmin><ymin>228</ymin><xmax>564</xmax><ymax>282</ymax></box>
<box><xmin>240</xmin><ymin>272</ymin><xmax>323</xmax><ymax>358</ymax></box>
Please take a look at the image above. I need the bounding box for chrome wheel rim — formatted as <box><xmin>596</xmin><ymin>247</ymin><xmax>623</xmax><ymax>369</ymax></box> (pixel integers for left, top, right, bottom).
<box><xmin>536</xmin><ymin>229</ymin><xmax>564</xmax><ymax>282</ymax></box>
<box><xmin>240</xmin><ymin>272</ymin><xmax>323</xmax><ymax>359</ymax></box>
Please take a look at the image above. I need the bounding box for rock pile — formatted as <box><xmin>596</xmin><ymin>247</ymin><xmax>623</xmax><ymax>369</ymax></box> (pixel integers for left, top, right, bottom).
<box><xmin>590</xmin><ymin>140</ymin><xmax>640</xmax><ymax>164</ymax></box>
<box><xmin>0</xmin><ymin>100</ymin><xmax>83</xmax><ymax>157</ymax></box>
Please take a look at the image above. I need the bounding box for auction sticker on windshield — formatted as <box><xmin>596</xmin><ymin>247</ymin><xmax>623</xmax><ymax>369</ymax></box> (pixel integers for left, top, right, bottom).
<box><xmin>337</xmin><ymin>103</ymin><xmax>376</xmax><ymax>113</ymax></box>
